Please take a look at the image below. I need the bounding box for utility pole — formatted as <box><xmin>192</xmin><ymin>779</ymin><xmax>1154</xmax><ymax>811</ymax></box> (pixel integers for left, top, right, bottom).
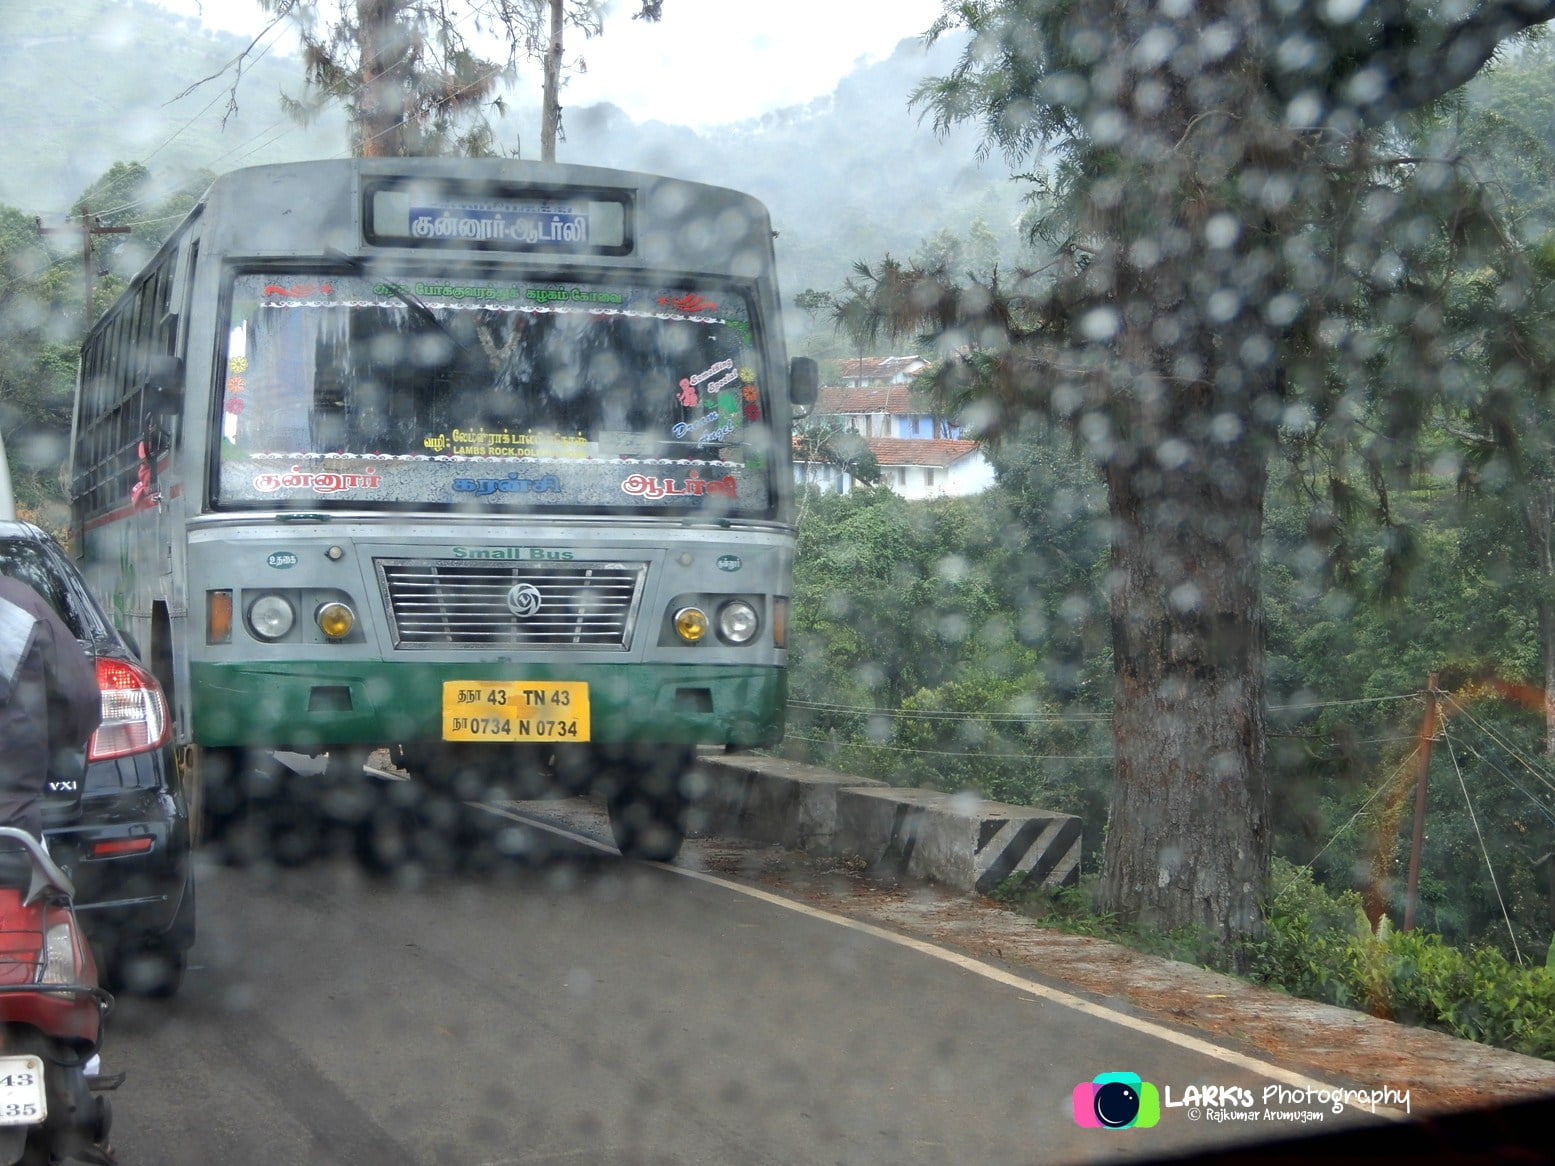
<box><xmin>1403</xmin><ymin>673</ymin><xmax>1440</xmax><ymax>931</ymax></box>
<box><xmin>34</xmin><ymin>206</ymin><xmax>130</xmax><ymax>332</ymax></box>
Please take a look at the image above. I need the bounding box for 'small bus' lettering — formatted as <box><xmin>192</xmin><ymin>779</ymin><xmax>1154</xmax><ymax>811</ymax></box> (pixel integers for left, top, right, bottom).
<box><xmin>451</xmin><ymin>546</ymin><xmax>574</xmax><ymax>560</ymax></box>
<box><xmin>410</xmin><ymin>208</ymin><xmax>588</xmax><ymax>245</ymax></box>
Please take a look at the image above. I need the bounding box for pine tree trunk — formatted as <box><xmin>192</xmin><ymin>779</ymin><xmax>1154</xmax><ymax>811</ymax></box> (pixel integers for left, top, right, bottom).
<box><xmin>541</xmin><ymin>0</ymin><xmax>564</xmax><ymax>161</ymax></box>
<box><xmin>1097</xmin><ymin>435</ymin><xmax>1271</xmax><ymax>960</ymax></box>
<box><xmin>354</xmin><ymin>0</ymin><xmax>406</xmax><ymax>157</ymax></box>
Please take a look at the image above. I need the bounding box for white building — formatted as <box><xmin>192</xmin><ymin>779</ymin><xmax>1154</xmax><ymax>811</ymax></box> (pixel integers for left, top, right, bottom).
<box><xmin>837</xmin><ymin>355</ymin><xmax>932</xmax><ymax>388</ymax></box>
<box><xmin>794</xmin><ymin>381</ymin><xmax>995</xmax><ymax>499</ymax></box>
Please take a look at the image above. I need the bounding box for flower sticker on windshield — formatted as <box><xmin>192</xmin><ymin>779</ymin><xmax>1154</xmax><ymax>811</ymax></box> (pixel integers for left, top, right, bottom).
<box><xmin>658</xmin><ymin>292</ymin><xmax>719</xmax><ymax>314</ymax></box>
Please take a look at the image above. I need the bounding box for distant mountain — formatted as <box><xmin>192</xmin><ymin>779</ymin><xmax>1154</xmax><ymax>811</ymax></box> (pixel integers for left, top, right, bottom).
<box><xmin>0</xmin><ymin>0</ymin><xmax>348</xmax><ymax>212</ymax></box>
<box><xmin>2</xmin><ymin>2</ymin><xmax>1023</xmax><ymax>349</ymax></box>
<box><xmin>554</xmin><ymin>33</ymin><xmax>1027</xmax><ymax>342</ymax></box>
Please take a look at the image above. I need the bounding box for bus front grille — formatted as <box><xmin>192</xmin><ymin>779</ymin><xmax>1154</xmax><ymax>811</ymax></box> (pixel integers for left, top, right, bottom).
<box><xmin>376</xmin><ymin>559</ymin><xmax>647</xmax><ymax>649</ymax></box>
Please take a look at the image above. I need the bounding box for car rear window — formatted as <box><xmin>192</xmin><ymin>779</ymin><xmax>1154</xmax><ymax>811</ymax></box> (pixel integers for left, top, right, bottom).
<box><xmin>0</xmin><ymin>539</ymin><xmax>93</xmax><ymax>640</ymax></box>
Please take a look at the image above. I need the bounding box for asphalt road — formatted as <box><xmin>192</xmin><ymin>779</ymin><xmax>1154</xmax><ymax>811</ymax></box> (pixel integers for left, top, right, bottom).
<box><xmin>95</xmin><ymin>801</ymin><xmax>1390</xmax><ymax>1165</ymax></box>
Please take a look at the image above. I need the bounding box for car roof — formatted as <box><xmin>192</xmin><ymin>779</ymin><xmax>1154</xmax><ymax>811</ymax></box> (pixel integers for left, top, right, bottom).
<box><xmin>0</xmin><ymin>519</ymin><xmax>51</xmax><ymax>541</ymax></box>
<box><xmin>0</xmin><ymin>522</ymin><xmax>115</xmax><ymax>644</ymax></box>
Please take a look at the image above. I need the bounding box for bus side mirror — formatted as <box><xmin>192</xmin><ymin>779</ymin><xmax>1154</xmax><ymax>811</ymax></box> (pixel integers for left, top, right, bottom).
<box><xmin>789</xmin><ymin>356</ymin><xmax>818</xmax><ymax>408</ymax></box>
<box><xmin>144</xmin><ymin>355</ymin><xmax>184</xmax><ymax>414</ymax></box>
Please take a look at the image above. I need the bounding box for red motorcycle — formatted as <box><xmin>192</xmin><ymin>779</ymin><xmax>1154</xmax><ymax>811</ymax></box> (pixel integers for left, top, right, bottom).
<box><xmin>0</xmin><ymin>827</ymin><xmax>116</xmax><ymax>1165</ymax></box>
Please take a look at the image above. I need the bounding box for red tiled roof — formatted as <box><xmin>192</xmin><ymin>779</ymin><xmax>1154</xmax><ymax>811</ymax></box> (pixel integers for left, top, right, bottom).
<box><xmin>839</xmin><ymin>355</ymin><xmax>927</xmax><ymax>379</ymax></box>
<box><xmin>864</xmin><ymin>438</ymin><xmax>982</xmax><ymax>468</ymax></box>
<box><xmin>816</xmin><ymin>386</ymin><xmax>930</xmax><ymax>415</ymax></box>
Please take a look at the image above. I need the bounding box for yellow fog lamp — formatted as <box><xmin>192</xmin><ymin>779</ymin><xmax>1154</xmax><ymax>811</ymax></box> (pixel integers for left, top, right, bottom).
<box><xmin>316</xmin><ymin>601</ymin><xmax>356</xmax><ymax>640</ymax></box>
<box><xmin>673</xmin><ymin>606</ymin><xmax>710</xmax><ymax>644</ymax></box>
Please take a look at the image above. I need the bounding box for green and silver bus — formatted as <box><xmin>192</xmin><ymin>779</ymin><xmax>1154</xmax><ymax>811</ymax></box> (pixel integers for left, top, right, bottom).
<box><xmin>69</xmin><ymin>158</ymin><xmax>816</xmax><ymax>860</ymax></box>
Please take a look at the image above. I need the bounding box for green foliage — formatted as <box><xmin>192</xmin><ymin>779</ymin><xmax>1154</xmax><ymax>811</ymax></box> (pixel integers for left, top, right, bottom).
<box><xmin>1002</xmin><ymin>860</ymin><xmax>1555</xmax><ymax>1059</ymax></box>
<box><xmin>788</xmin><ymin>425</ymin><xmax>1555</xmax><ymax>962</ymax></box>
<box><xmin>258</xmin><ymin>0</ymin><xmax>531</xmax><ymax>158</ymax></box>
<box><xmin>785</xmin><ymin>447</ymin><xmax>1115</xmax><ymax>861</ymax></box>
<box><xmin>793</xmin><ymin>417</ymin><xmax>881</xmax><ymax>486</ymax></box>
<box><xmin>2</xmin><ymin>163</ymin><xmax>213</xmax><ymax>509</ymax></box>
<box><xmin>992</xmin><ymin>876</ymin><xmax>1227</xmax><ymax>966</ymax></box>
<box><xmin>1250</xmin><ymin>861</ymin><xmax>1555</xmax><ymax>1059</ymax></box>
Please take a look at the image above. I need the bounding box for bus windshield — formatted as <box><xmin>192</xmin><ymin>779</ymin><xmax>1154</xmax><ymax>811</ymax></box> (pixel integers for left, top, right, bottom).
<box><xmin>216</xmin><ymin>272</ymin><xmax>775</xmax><ymax>515</ymax></box>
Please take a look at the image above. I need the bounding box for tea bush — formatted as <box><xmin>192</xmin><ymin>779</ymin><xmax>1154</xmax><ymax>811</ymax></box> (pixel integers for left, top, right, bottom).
<box><xmin>1251</xmin><ymin>860</ymin><xmax>1555</xmax><ymax>1060</ymax></box>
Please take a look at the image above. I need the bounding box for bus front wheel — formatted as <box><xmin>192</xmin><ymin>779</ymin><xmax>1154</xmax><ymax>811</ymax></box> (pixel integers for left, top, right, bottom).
<box><xmin>603</xmin><ymin>746</ymin><xmax>693</xmax><ymax>863</ymax></box>
<box><xmin>180</xmin><ymin>744</ymin><xmax>246</xmax><ymax>848</ymax></box>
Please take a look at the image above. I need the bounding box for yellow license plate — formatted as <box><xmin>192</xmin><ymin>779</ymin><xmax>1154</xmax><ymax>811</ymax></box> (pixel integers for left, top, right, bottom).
<box><xmin>441</xmin><ymin>681</ymin><xmax>590</xmax><ymax>742</ymax></box>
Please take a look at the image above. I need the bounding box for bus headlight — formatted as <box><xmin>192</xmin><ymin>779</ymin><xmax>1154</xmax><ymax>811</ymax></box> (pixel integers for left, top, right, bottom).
<box><xmin>673</xmin><ymin>606</ymin><xmax>709</xmax><ymax>643</ymax></box>
<box><xmin>716</xmin><ymin>600</ymin><xmax>759</xmax><ymax>645</ymax></box>
<box><xmin>315</xmin><ymin>601</ymin><xmax>356</xmax><ymax>640</ymax></box>
<box><xmin>247</xmin><ymin>594</ymin><xmax>296</xmax><ymax>640</ymax></box>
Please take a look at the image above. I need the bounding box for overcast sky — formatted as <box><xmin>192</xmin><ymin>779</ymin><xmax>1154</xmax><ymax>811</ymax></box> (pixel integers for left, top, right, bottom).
<box><xmin>155</xmin><ymin>0</ymin><xmax>949</xmax><ymax>128</ymax></box>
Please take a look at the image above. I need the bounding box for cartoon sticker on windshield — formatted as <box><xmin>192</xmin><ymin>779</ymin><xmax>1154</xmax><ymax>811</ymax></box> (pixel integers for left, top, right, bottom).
<box><xmin>677</xmin><ymin>358</ymin><xmax>740</xmax><ymax>410</ymax></box>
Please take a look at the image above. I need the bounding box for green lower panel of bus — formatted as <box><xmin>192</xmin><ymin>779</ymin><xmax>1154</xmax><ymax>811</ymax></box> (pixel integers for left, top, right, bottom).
<box><xmin>188</xmin><ymin>660</ymin><xmax>787</xmax><ymax>750</ymax></box>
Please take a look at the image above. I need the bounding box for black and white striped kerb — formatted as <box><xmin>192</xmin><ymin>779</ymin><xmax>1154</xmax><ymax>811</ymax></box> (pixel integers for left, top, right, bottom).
<box><xmin>974</xmin><ymin>813</ymin><xmax>1083</xmax><ymax>895</ymax></box>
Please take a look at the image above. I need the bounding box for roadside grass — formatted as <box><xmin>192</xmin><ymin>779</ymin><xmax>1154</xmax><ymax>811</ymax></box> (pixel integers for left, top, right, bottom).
<box><xmin>994</xmin><ymin>859</ymin><xmax>1555</xmax><ymax>1062</ymax></box>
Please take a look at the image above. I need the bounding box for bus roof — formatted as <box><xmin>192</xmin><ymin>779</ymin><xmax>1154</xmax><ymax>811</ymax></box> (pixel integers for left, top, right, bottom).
<box><xmin>192</xmin><ymin>158</ymin><xmax>777</xmax><ymax>279</ymax></box>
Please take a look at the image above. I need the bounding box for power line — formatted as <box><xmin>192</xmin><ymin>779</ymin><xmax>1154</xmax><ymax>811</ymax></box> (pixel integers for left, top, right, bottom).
<box><xmin>1441</xmin><ymin>722</ymin><xmax>1524</xmax><ymax>964</ymax></box>
<box><xmin>788</xmin><ymin>698</ymin><xmax>1108</xmax><ymax>725</ymax></box>
<box><xmin>1442</xmin><ymin>732</ymin><xmax>1555</xmax><ymax>830</ymax></box>
<box><xmin>1271</xmin><ymin>692</ymin><xmax>1425</xmax><ymax>712</ymax></box>
<box><xmin>139</xmin><ymin>35</ymin><xmax>282</xmax><ymax>170</ymax></box>
<box><xmin>1275</xmin><ymin>743</ymin><xmax>1423</xmax><ymax>899</ymax></box>
<box><xmin>789</xmin><ymin>689</ymin><xmax>1423</xmax><ymax>727</ymax></box>
<box><xmin>1437</xmin><ymin>694</ymin><xmax>1555</xmax><ymax>800</ymax></box>
<box><xmin>780</xmin><ymin>732</ymin><xmax>1110</xmax><ymax>762</ymax></box>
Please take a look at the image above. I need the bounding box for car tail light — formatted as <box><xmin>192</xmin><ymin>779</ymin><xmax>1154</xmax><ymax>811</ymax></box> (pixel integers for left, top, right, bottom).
<box><xmin>88</xmin><ymin>658</ymin><xmax>170</xmax><ymax>760</ymax></box>
<box><xmin>89</xmin><ymin>837</ymin><xmax>154</xmax><ymax>858</ymax></box>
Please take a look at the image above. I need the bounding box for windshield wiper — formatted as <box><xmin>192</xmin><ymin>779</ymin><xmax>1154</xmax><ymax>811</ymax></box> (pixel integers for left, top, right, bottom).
<box><xmin>326</xmin><ymin>249</ymin><xmax>470</xmax><ymax>353</ymax></box>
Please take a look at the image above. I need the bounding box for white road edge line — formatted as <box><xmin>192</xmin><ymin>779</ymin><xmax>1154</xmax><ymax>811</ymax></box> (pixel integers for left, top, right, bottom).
<box><xmin>479</xmin><ymin>802</ymin><xmax>1408</xmax><ymax>1122</ymax></box>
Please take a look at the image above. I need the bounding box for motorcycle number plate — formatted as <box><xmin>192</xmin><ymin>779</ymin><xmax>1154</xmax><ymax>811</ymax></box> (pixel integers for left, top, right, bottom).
<box><xmin>0</xmin><ymin>1055</ymin><xmax>46</xmax><ymax>1124</ymax></box>
<box><xmin>442</xmin><ymin>681</ymin><xmax>591</xmax><ymax>742</ymax></box>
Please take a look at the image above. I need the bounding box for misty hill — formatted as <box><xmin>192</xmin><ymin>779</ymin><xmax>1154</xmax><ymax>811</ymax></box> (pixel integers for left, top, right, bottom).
<box><xmin>2</xmin><ymin>2</ymin><xmax>1025</xmax><ymax>348</ymax></box>
<box><xmin>554</xmin><ymin>35</ymin><xmax>1029</xmax><ymax>337</ymax></box>
<box><xmin>0</xmin><ymin>0</ymin><xmax>349</xmax><ymax>213</ymax></box>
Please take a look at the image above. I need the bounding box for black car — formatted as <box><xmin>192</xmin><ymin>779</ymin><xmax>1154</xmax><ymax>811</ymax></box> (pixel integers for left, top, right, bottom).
<box><xmin>0</xmin><ymin>519</ymin><xmax>194</xmax><ymax>997</ymax></box>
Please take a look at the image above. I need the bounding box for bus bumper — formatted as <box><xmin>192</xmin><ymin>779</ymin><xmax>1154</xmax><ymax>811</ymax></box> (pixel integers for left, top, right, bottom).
<box><xmin>188</xmin><ymin>660</ymin><xmax>786</xmax><ymax>749</ymax></box>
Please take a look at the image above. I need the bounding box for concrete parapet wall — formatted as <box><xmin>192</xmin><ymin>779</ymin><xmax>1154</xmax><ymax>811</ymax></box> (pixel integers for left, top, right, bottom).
<box><xmin>699</xmin><ymin>752</ymin><xmax>1081</xmax><ymax>897</ymax></box>
<box><xmin>696</xmin><ymin>753</ymin><xmax>886</xmax><ymax>851</ymax></box>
